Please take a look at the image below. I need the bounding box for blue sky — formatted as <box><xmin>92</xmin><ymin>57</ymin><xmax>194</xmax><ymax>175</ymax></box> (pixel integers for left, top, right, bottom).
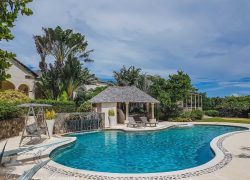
<box><xmin>1</xmin><ymin>0</ymin><xmax>250</xmax><ymax>97</ymax></box>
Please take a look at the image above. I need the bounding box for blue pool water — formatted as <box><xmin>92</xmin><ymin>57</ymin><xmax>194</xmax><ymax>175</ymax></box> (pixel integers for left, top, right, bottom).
<box><xmin>51</xmin><ymin>125</ymin><xmax>246</xmax><ymax>173</ymax></box>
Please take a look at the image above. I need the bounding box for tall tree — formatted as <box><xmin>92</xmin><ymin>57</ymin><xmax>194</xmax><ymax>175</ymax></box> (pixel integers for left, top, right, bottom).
<box><xmin>33</xmin><ymin>35</ymin><xmax>49</xmax><ymax>72</ymax></box>
<box><xmin>62</xmin><ymin>55</ymin><xmax>96</xmax><ymax>99</ymax></box>
<box><xmin>34</xmin><ymin>26</ymin><xmax>93</xmax><ymax>72</ymax></box>
<box><xmin>167</xmin><ymin>71</ymin><xmax>193</xmax><ymax>102</ymax></box>
<box><xmin>36</xmin><ymin>64</ymin><xmax>61</xmax><ymax>99</ymax></box>
<box><xmin>136</xmin><ymin>74</ymin><xmax>153</xmax><ymax>94</ymax></box>
<box><xmin>113</xmin><ymin>66</ymin><xmax>141</xmax><ymax>86</ymax></box>
<box><xmin>37</xmin><ymin>56</ymin><xmax>96</xmax><ymax>100</ymax></box>
<box><xmin>149</xmin><ymin>71</ymin><xmax>193</xmax><ymax>118</ymax></box>
<box><xmin>0</xmin><ymin>0</ymin><xmax>33</xmax><ymax>84</ymax></box>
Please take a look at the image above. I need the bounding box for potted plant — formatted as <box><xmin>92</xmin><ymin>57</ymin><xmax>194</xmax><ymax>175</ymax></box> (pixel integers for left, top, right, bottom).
<box><xmin>45</xmin><ymin>109</ymin><xmax>56</xmax><ymax>137</ymax></box>
<box><xmin>108</xmin><ymin>109</ymin><xmax>116</xmax><ymax>127</ymax></box>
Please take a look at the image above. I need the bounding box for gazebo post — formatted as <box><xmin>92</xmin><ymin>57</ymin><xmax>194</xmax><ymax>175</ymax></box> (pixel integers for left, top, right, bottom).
<box><xmin>125</xmin><ymin>102</ymin><xmax>129</xmax><ymax>122</ymax></box>
<box><xmin>150</xmin><ymin>102</ymin><xmax>155</xmax><ymax>121</ymax></box>
<box><xmin>146</xmin><ymin>103</ymin><xmax>149</xmax><ymax>113</ymax></box>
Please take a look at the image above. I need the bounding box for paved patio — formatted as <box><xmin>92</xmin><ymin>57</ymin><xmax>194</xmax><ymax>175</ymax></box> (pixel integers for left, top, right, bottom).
<box><xmin>0</xmin><ymin>122</ymin><xmax>250</xmax><ymax>180</ymax></box>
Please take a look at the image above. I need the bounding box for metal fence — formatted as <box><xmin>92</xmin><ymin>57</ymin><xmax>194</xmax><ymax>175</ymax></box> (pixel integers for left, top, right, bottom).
<box><xmin>63</xmin><ymin>112</ymin><xmax>105</xmax><ymax>133</ymax></box>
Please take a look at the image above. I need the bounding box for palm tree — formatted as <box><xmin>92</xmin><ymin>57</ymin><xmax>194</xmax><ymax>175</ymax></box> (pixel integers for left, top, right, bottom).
<box><xmin>113</xmin><ymin>65</ymin><xmax>141</xmax><ymax>86</ymax></box>
<box><xmin>34</xmin><ymin>35</ymin><xmax>49</xmax><ymax>72</ymax></box>
<box><xmin>62</xmin><ymin>56</ymin><xmax>96</xmax><ymax>99</ymax></box>
<box><xmin>34</xmin><ymin>26</ymin><xmax>94</xmax><ymax>71</ymax></box>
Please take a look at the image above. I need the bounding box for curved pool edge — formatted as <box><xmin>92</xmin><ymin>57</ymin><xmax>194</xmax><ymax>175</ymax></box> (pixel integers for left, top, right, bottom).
<box><xmin>44</xmin><ymin>123</ymin><xmax>250</xmax><ymax>179</ymax></box>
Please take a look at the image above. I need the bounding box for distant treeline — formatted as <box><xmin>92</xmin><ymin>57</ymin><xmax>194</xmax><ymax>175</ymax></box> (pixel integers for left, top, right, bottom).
<box><xmin>203</xmin><ymin>95</ymin><xmax>250</xmax><ymax>118</ymax></box>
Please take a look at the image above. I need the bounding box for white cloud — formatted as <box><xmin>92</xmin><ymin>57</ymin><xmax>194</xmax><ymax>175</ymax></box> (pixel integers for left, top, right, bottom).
<box><xmin>1</xmin><ymin>0</ymin><xmax>250</xmax><ymax>96</ymax></box>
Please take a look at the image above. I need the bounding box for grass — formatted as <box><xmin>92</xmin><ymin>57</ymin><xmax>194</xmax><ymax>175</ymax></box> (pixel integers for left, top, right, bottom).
<box><xmin>197</xmin><ymin>117</ymin><xmax>250</xmax><ymax>124</ymax></box>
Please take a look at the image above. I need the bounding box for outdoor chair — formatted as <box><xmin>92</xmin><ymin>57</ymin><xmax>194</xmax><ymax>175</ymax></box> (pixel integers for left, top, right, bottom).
<box><xmin>139</xmin><ymin>117</ymin><xmax>158</xmax><ymax>127</ymax></box>
<box><xmin>126</xmin><ymin>117</ymin><xmax>141</xmax><ymax>128</ymax></box>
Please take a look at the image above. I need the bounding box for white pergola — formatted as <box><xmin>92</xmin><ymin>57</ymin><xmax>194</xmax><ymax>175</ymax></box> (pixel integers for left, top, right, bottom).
<box><xmin>182</xmin><ymin>92</ymin><xmax>203</xmax><ymax>111</ymax></box>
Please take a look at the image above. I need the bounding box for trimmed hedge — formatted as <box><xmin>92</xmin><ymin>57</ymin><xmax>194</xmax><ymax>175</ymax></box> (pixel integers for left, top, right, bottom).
<box><xmin>0</xmin><ymin>101</ymin><xmax>23</xmax><ymax>120</ymax></box>
<box><xmin>31</xmin><ymin>99</ymin><xmax>76</xmax><ymax>113</ymax></box>
<box><xmin>204</xmin><ymin>110</ymin><xmax>219</xmax><ymax>117</ymax></box>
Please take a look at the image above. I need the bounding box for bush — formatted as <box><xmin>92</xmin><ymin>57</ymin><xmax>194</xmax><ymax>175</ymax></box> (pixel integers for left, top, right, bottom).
<box><xmin>77</xmin><ymin>101</ymin><xmax>92</xmax><ymax>112</ymax></box>
<box><xmin>108</xmin><ymin>109</ymin><xmax>115</xmax><ymax>116</ymax></box>
<box><xmin>169</xmin><ymin>117</ymin><xmax>192</xmax><ymax>122</ymax></box>
<box><xmin>180</xmin><ymin>111</ymin><xmax>191</xmax><ymax>118</ymax></box>
<box><xmin>0</xmin><ymin>101</ymin><xmax>23</xmax><ymax>120</ymax></box>
<box><xmin>0</xmin><ymin>90</ymin><xmax>30</xmax><ymax>103</ymax></box>
<box><xmin>204</xmin><ymin>110</ymin><xmax>219</xmax><ymax>117</ymax></box>
<box><xmin>190</xmin><ymin>110</ymin><xmax>203</xmax><ymax>120</ymax></box>
<box><xmin>31</xmin><ymin>99</ymin><xmax>76</xmax><ymax>113</ymax></box>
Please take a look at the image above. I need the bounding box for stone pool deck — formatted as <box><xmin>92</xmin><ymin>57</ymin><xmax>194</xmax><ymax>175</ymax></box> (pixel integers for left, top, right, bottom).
<box><xmin>0</xmin><ymin>122</ymin><xmax>250</xmax><ymax>180</ymax></box>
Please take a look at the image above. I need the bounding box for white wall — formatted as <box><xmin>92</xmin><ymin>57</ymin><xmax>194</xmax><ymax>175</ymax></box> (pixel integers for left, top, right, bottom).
<box><xmin>100</xmin><ymin>102</ymin><xmax>117</xmax><ymax>128</ymax></box>
<box><xmin>84</xmin><ymin>82</ymin><xmax>107</xmax><ymax>91</ymax></box>
<box><xmin>6</xmin><ymin>60</ymin><xmax>36</xmax><ymax>98</ymax></box>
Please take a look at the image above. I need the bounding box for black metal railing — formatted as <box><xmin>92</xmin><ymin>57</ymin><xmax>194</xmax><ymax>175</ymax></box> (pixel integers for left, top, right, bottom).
<box><xmin>63</xmin><ymin>112</ymin><xmax>105</xmax><ymax>133</ymax></box>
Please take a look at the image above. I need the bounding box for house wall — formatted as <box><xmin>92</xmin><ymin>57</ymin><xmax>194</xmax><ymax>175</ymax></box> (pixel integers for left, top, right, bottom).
<box><xmin>100</xmin><ymin>102</ymin><xmax>117</xmax><ymax>128</ymax></box>
<box><xmin>84</xmin><ymin>82</ymin><xmax>107</xmax><ymax>91</ymax></box>
<box><xmin>5</xmin><ymin>60</ymin><xmax>36</xmax><ymax>98</ymax></box>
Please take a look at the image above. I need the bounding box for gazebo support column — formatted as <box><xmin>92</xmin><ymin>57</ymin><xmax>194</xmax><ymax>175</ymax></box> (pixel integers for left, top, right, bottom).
<box><xmin>146</xmin><ymin>103</ymin><xmax>149</xmax><ymax>113</ymax></box>
<box><xmin>150</xmin><ymin>103</ymin><xmax>156</xmax><ymax>122</ymax></box>
<box><xmin>125</xmin><ymin>102</ymin><xmax>129</xmax><ymax>122</ymax></box>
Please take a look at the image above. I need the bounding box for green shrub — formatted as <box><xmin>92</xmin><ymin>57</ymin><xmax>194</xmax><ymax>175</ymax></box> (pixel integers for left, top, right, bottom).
<box><xmin>0</xmin><ymin>101</ymin><xmax>23</xmax><ymax>120</ymax></box>
<box><xmin>0</xmin><ymin>90</ymin><xmax>30</xmax><ymax>103</ymax></box>
<box><xmin>108</xmin><ymin>109</ymin><xmax>115</xmax><ymax>116</ymax></box>
<box><xmin>180</xmin><ymin>111</ymin><xmax>191</xmax><ymax>118</ymax></box>
<box><xmin>190</xmin><ymin>110</ymin><xmax>203</xmax><ymax>120</ymax></box>
<box><xmin>31</xmin><ymin>99</ymin><xmax>76</xmax><ymax>113</ymax></box>
<box><xmin>169</xmin><ymin>117</ymin><xmax>192</xmax><ymax>122</ymax></box>
<box><xmin>204</xmin><ymin>110</ymin><xmax>219</xmax><ymax>117</ymax></box>
<box><xmin>77</xmin><ymin>101</ymin><xmax>92</xmax><ymax>112</ymax></box>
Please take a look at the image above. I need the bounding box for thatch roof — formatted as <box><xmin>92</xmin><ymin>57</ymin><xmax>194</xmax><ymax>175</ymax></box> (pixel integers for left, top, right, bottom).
<box><xmin>89</xmin><ymin>86</ymin><xmax>159</xmax><ymax>103</ymax></box>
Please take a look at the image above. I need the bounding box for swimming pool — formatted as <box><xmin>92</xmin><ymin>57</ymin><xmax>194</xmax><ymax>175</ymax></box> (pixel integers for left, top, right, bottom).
<box><xmin>51</xmin><ymin>125</ymin><xmax>246</xmax><ymax>173</ymax></box>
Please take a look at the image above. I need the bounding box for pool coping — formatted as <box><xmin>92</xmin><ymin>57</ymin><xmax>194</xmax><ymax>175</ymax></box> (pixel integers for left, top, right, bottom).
<box><xmin>39</xmin><ymin>122</ymin><xmax>250</xmax><ymax>179</ymax></box>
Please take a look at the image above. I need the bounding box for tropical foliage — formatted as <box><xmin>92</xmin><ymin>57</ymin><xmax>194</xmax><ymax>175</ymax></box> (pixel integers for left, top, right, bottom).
<box><xmin>0</xmin><ymin>101</ymin><xmax>23</xmax><ymax>120</ymax></box>
<box><xmin>113</xmin><ymin>66</ymin><xmax>142</xmax><ymax>86</ymax></box>
<box><xmin>0</xmin><ymin>90</ymin><xmax>30</xmax><ymax>103</ymax></box>
<box><xmin>31</xmin><ymin>99</ymin><xmax>76</xmax><ymax>113</ymax></box>
<box><xmin>0</xmin><ymin>0</ymin><xmax>33</xmax><ymax>82</ymax></box>
<box><xmin>203</xmin><ymin>95</ymin><xmax>250</xmax><ymax>118</ymax></box>
<box><xmin>34</xmin><ymin>27</ymin><xmax>96</xmax><ymax>100</ymax></box>
<box><xmin>113</xmin><ymin>66</ymin><xmax>194</xmax><ymax>119</ymax></box>
<box><xmin>77</xmin><ymin>101</ymin><xmax>92</xmax><ymax>112</ymax></box>
<box><xmin>34</xmin><ymin>26</ymin><xmax>93</xmax><ymax>72</ymax></box>
<box><xmin>0</xmin><ymin>90</ymin><xmax>29</xmax><ymax>120</ymax></box>
<box><xmin>74</xmin><ymin>86</ymin><xmax>108</xmax><ymax>106</ymax></box>
<box><xmin>204</xmin><ymin>110</ymin><xmax>219</xmax><ymax>117</ymax></box>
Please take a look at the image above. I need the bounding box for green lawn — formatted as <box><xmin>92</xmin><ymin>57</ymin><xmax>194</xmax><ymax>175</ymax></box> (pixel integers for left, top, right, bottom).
<box><xmin>197</xmin><ymin>117</ymin><xmax>250</xmax><ymax>124</ymax></box>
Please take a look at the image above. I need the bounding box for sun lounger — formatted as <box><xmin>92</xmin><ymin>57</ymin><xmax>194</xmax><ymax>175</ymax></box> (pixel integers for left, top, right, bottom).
<box><xmin>139</xmin><ymin>117</ymin><xmax>158</xmax><ymax>127</ymax></box>
<box><xmin>126</xmin><ymin>117</ymin><xmax>141</xmax><ymax>128</ymax></box>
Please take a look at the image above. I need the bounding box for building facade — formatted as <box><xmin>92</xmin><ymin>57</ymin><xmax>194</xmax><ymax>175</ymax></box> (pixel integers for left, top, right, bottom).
<box><xmin>1</xmin><ymin>58</ymin><xmax>38</xmax><ymax>98</ymax></box>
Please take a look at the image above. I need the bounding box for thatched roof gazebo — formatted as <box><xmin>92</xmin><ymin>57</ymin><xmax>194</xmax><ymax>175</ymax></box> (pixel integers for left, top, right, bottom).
<box><xmin>89</xmin><ymin>86</ymin><xmax>159</xmax><ymax>127</ymax></box>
